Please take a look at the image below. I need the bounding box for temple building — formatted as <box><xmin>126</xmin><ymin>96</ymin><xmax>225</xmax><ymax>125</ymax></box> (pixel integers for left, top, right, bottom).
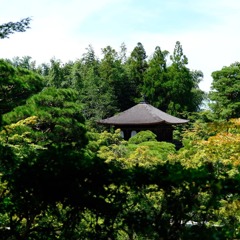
<box><xmin>98</xmin><ymin>102</ymin><xmax>189</xmax><ymax>142</ymax></box>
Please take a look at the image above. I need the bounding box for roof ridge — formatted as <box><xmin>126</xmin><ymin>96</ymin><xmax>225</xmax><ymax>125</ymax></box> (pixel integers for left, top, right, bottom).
<box><xmin>144</xmin><ymin>103</ymin><xmax>164</xmax><ymax>122</ymax></box>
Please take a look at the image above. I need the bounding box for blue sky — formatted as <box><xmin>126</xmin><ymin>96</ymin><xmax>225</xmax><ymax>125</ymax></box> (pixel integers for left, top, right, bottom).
<box><xmin>1</xmin><ymin>0</ymin><xmax>240</xmax><ymax>92</ymax></box>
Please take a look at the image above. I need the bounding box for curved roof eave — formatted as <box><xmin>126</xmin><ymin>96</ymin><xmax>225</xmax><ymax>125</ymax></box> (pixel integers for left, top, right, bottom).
<box><xmin>97</xmin><ymin>103</ymin><xmax>189</xmax><ymax>126</ymax></box>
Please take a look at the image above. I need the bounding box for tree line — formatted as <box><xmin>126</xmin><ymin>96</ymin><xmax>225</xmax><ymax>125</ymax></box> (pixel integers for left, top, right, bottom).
<box><xmin>5</xmin><ymin>41</ymin><xmax>205</xmax><ymax>123</ymax></box>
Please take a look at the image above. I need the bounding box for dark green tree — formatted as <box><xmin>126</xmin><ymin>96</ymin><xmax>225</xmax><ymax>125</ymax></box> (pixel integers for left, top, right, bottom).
<box><xmin>209</xmin><ymin>62</ymin><xmax>240</xmax><ymax>119</ymax></box>
<box><xmin>166</xmin><ymin>41</ymin><xmax>204</xmax><ymax>116</ymax></box>
<box><xmin>143</xmin><ymin>46</ymin><xmax>169</xmax><ymax>109</ymax></box>
<box><xmin>126</xmin><ymin>42</ymin><xmax>148</xmax><ymax>102</ymax></box>
<box><xmin>60</xmin><ymin>61</ymin><xmax>75</xmax><ymax>88</ymax></box>
<box><xmin>99</xmin><ymin>45</ymin><xmax>132</xmax><ymax>111</ymax></box>
<box><xmin>69</xmin><ymin>60</ymin><xmax>83</xmax><ymax>91</ymax></box>
<box><xmin>78</xmin><ymin>46</ymin><xmax>118</xmax><ymax>124</ymax></box>
<box><xmin>0</xmin><ymin>59</ymin><xmax>44</xmax><ymax>115</ymax></box>
<box><xmin>46</xmin><ymin>58</ymin><xmax>64</xmax><ymax>88</ymax></box>
<box><xmin>81</xmin><ymin>45</ymin><xmax>99</xmax><ymax>77</ymax></box>
<box><xmin>0</xmin><ymin>88</ymin><xmax>110</xmax><ymax>239</ymax></box>
<box><xmin>99</xmin><ymin>46</ymin><xmax>120</xmax><ymax>104</ymax></box>
<box><xmin>45</xmin><ymin>59</ymin><xmax>75</xmax><ymax>89</ymax></box>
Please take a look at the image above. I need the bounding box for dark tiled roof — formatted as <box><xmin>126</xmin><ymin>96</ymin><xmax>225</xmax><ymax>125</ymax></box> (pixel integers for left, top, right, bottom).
<box><xmin>98</xmin><ymin>102</ymin><xmax>189</xmax><ymax>125</ymax></box>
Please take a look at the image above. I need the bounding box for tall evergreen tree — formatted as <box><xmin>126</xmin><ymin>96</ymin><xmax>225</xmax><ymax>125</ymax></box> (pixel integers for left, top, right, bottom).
<box><xmin>99</xmin><ymin>45</ymin><xmax>132</xmax><ymax>111</ymax></box>
<box><xmin>78</xmin><ymin>46</ymin><xmax>117</xmax><ymax>124</ymax></box>
<box><xmin>69</xmin><ymin>60</ymin><xmax>83</xmax><ymax>91</ymax></box>
<box><xmin>60</xmin><ymin>61</ymin><xmax>75</xmax><ymax>88</ymax></box>
<box><xmin>81</xmin><ymin>45</ymin><xmax>99</xmax><ymax>76</ymax></box>
<box><xmin>166</xmin><ymin>41</ymin><xmax>204</xmax><ymax>115</ymax></box>
<box><xmin>126</xmin><ymin>42</ymin><xmax>148</xmax><ymax>102</ymax></box>
<box><xmin>209</xmin><ymin>62</ymin><xmax>240</xmax><ymax>119</ymax></box>
<box><xmin>143</xmin><ymin>46</ymin><xmax>169</xmax><ymax>109</ymax></box>
<box><xmin>46</xmin><ymin>58</ymin><xmax>64</xmax><ymax>88</ymax></box>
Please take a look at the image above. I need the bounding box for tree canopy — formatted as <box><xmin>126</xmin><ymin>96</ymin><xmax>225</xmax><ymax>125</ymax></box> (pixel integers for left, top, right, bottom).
<box><xmin>209</xmin><ymin>62</ymin><xmax>240</xmax><ymax>119</ymax></box>
<box><xmin>0</xmin><ymin>34</ymin><xmax>239</xmax><ymax>239</ymax></box>
<box><xmin>0</xmin><ymin>59</ymin><xmax>44</xmax><ymax>115</ymax></box>
<box><xmin>26</xmin><ymin>41</ymin><xmax>205</xmax><ymax>125</ymax></box>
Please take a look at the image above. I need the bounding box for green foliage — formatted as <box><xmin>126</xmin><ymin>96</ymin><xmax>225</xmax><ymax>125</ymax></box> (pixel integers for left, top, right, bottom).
<box><xmin>93</xmin><ymin>121</ymin><xmax>240</xmax><ymax>239</ymax></box>
<box><xmin>8</xmin><ymin>56</ymin><xmax>37</xmax><ymax>71</ymax></box>
<box><xmin>31</xmin><ymin>41</ymin><xmax>205</xmax><ymax>126</ymax></box>
<box><xmin>128</xmin><ymin>130</ymin><xmax>157</xmax><ymax>144</ymax></box>
<box><xmin>143</xmin><ymin>46</ymin><xmax>169</xmax><ymax>109</ymax></box>
<box><xmin>45</xmin><ymin>59</ymin><xmax>75</xmax><ymax>89</ymax></box>
<box><xmin>99</xmin><ymin>46</ymin><xmax>133</xmax><ymax>111</ymax></box>
<box><xmin>0</xmin><ymin>59</ymin><xmax>44</xmax><ymax>115</ymax></box>
<box><xmin>2</xmin><ymin>39</ymin><xmax>239</xmax><ymax>239</ymax></box>
<box><xmin>3</xmin><ymin>87</ymin><xmax>87</xmax><ymax>148</ymax></box>
<box><xmin>0</xmin><ymin>18</ymin><xmax>31</xmax><ymax>39</ymax></box>
<box><xmin>126</xmin><ymin>42</ymin><xmax>148</xmax><ymax>102</ymax></box>
<box><xmin>69</xmin><ymin>60</ymin><xmax>83</xmax><ymax>91</ymax></box>
<box><xmin>1</xmin><ymin>108</ymin><xmax>240</xmax><ymax>239</ymax></box>
<box><xmin>141</xmin><ymin>42</ymin><xmax>205</xmax><ymax>116</ymax></box>
<box><xmin>0</xmin><ymin>88</ymin><xmax>91</xmax><ymax>238</ymax></box>
<box><xmin>165</xmin><ymin>42</ymin><xmax>204</xmax><ymax>116</ymax></box>
<box><xmin>209</xmin><ymin>62</ymin><xmax>240</xmax><ymax>119</ymax></box>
